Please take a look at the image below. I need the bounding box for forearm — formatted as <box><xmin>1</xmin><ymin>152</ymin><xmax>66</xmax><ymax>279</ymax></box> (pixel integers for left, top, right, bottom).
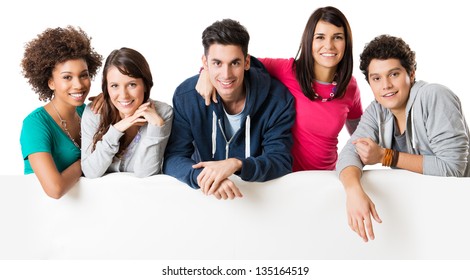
<box><xmin>81</xmin><ymin>126</ymin><xmax>123</xmax><ymax>178</ymax></box>
<box><xmin>42</xmin><ymin>160</ymin><xmax>82</xmax><ymax>199</ymax></box>
<box><xmin>134</xmin><ymin>126</ymin><xmax>171</xmax><ymax>177</ymax></box>
<box><xmin>339</xmin><ymin>166</ymin><xmax>363</xmax><ymax>193</ymax></box>
<box><xmin>58</xmin><ymin>160</ymin><xmax>82</xmax><ymax>192</ymax></box>
<box><xmin>393</xmin><ymin>152</ymin><xmax>423</xmax><ymax>174</ymax></box>
<box><xmin>239</xmin><ymin>153</ymin><xmax>292</xmax><ymax>182</ymax></box>
<box><xmin>163</xmin><ymin>155</ymin><xmax>201</xmax><ymax>188</ymax></box>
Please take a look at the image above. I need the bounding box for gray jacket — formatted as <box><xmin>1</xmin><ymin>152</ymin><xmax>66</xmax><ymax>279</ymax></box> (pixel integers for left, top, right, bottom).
<box><xmin>81</xmin><ymin>100</ymin><xmax>173</xmax><ymax>178</ymax></box>
<box><xmin>337</xmin><ymin>80</ymin><xmax>469</xmax><ymax>177</ymax></box>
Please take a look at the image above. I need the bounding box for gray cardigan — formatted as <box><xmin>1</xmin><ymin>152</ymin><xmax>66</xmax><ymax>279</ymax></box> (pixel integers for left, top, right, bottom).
<box><xmin>337</xmin><ymin>80</ymin><xmax>470</xmax><ymax>177</ymax></box>
<box><xmin>81</xmin><ymin>100</ymin><xmax>173</xmax><ymax>178</ymax></box>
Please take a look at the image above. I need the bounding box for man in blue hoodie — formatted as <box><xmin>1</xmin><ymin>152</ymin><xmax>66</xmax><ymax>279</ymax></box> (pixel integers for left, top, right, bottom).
<box><xmin>163</xmin><ymin>19</ymin><xmax>295</xmax><ymax>200</ymax></box>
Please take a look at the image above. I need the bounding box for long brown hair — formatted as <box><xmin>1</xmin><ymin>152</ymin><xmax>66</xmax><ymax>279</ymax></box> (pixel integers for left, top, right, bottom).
<box><xmin>92</xmin><ymin>47</ymin><xmax>153</xmax><ymax>153</ymax></box>
<box><xmin>294</xmin><ymin>6</ymin><xmax>353</xmax><ymax>101</ymax></box>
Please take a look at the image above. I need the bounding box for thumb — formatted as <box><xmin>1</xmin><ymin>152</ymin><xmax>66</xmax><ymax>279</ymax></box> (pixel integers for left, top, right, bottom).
<box><xmin>192</xmin><ymin>162</ymin><xmax>204</xmax><ymax>169</ymax></box>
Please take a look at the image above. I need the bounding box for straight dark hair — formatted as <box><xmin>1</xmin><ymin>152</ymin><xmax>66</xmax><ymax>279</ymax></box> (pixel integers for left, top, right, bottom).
<box><xmin>294</xmin><ymin>6</ymin><xmax>353</xmax><ymax>100</ymax></box>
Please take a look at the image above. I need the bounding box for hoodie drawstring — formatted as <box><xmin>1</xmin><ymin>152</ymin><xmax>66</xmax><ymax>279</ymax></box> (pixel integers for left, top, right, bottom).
<box><xmin>410</xmin><ymin>107</ymin><xmax>417</xmax><ymax>149</ymax></box>
<box><xmin>212</xmin><ymin>111</ymin><xmax>217</xmax><ymax>158</ymax></box>
<box><xmin>211</xmin><ymin>112</ymin><xmax>251</xmax><ymax>159</ymax></box>
<box><xmin>245</xmin><ymin>115</ymin><xmax>251</xmax><ymax>158</ymax></box>
<box><xmin>377</xmin><ymin>110</ymin><xmax>383</xmax><ymax>145</ymax></box>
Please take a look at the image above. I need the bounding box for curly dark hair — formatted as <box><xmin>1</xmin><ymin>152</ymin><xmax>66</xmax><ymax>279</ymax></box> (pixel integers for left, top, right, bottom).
<box><xmin>359</xmin><ymin>34</ymin><xmax>417</xmax><ymax>83</ymax></box>
<box><xmin>21</xmin><ymin>26</ymin><xmax>103</xmax><ymax>101</ymax></box>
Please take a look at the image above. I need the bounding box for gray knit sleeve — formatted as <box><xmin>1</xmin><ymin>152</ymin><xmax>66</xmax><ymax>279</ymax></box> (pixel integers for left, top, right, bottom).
<box><xmin>81</xmin><ymin>104</ymin><xmax>124</xmax><ymax>178</ymax></box>
<box><xmin>133</xmin><ymin>100</ymin><xmax>174</xmax><ymax>177</ymax></box>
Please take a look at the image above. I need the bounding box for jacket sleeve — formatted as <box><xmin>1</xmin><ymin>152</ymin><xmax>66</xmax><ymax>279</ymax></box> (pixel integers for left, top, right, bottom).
<box><xmin>133</xmin><ymin>101</ymin><xmax>174</xmax><ymax>178</ymax></box>
<box><xmin>238</xmin><ymin>91</ymin><xmax>295</xmax><ymax>182</ymax></box>
<box><xmin>163</xmin><ymin>94</ymin><xmax>202</xmax><ymax>188</ymax></box>
<box><xmin>81</xmin><ymin>105</ymin><xmax>123</xmax><ymax>179</ymax></box>
<box><xmin>421</xmin><ymin>86</ymin><xmax>469</xmax><ymax>176</ymax></box>
<box><xmin>336</xmin><ymin>102</ymin><xmax>382</xmax><ymax>176</ymax></box>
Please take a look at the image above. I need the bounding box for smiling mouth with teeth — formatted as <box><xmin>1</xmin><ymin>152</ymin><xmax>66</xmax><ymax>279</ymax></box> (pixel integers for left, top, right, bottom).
<box><xmin>382</xmin><ymin>92</ymin><xmax>397</xmax><ymax>97</ymax></box>
<box><xmin>70</xmin><ymin>93</ymin><xmax>85</xmax><ymax>99</ymax></box>
<box><xmin>119</xmin><ymin>100</ymin><xmax>133</xmax><ymax>106</ymax></box>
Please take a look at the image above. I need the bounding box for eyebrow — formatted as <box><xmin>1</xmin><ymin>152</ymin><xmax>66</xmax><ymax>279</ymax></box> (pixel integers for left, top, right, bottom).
<box><xmin>210</xmin><ymin>58</ymin><xmax>242</xmax><ymax>64</ymax></box>
<box><xmin>369</xmin><ymin>67</ymin><xmax>402</xmax><ymax>76</ymax></box>
<box><xmin>60</xmin><ymin>69</ymin><xmax>89</xmax><ymax>74</ymax></box>
<box><xmin>314</xmin><ymin>32</ymin><xmax>344</xmax><ymax>36</ymax></box>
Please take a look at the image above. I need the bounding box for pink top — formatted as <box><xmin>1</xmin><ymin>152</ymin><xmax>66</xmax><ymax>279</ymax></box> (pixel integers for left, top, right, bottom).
<box><xmin>259</xmin><ymin>57</ymin><xmax>362</xmax><ymax>171</ymax></box>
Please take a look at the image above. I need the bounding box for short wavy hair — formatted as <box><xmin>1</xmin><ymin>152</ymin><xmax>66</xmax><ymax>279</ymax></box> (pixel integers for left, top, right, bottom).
<box><xmin>359</xmin><ymin>34</ymin><xmax>417</xmax><ymax>83</ymax></box>
<box><xmin>202</xmin><ymin>18</ymin><xmax>250</xmax><ymax>58</ymax></box>
<box><xmin>21</xmin><ymin>26</ymin><xmax>103</xmax><ymax>101</ymax></box>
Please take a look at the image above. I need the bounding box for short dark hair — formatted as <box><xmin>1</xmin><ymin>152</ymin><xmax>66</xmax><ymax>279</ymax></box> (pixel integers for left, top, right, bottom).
<box><xmin>360</xmin><ymin>34</ymin><xmax>417</xmax><ymax>83</ymax></box>
<box><xmin>202</xmin><ymin>19</ymin><xmax>250</xmax><ymax>57</ymax></box>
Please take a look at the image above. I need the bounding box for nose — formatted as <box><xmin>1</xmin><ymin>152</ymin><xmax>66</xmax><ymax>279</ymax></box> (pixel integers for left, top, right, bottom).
<box><xmin>72</xmin><ymin>76</ymin><xmax>85</xmax><ymax>90</ymax></box>
<box><xmin>117</xmin><ymin>87</ymin><xmax>130</xmax><ymax>98</ymax></box>
<box><xmin>382</xmin><ymin>77</ymin><xmax>392</xmax><ymax>90</ymax></box>
<box><xmin>220</xmin><ymin>64</ymin><xmax>231</xmax><ymax>79</ymax></box>
<box><xmin>324</xmin><ymin>38</ymin><xmax>334</xmax><ymax>50</ymax></box>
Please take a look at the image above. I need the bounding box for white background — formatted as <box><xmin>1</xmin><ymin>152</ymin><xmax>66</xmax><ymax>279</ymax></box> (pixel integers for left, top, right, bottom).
<box><xmin>1</xmin><ymin>0</ymin><xmax>469</xmax><ymax>175</ymax></box>
<box><xmin>1</xmin><ymin>0</ymin><xmax>470</xmax><ymax>276</ymax></box>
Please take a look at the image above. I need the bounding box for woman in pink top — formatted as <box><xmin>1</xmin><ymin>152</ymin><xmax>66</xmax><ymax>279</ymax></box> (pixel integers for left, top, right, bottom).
<box><xmin>197</xmin><ymin>6</ymin><xmax>362</xmax><ymax>171</ymax></box>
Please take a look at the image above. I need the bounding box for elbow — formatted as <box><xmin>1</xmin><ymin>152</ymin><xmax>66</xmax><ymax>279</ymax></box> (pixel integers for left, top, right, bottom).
<box><xmin>45</xmin><ymin>191</ymin><xmax>64</xmax><ymax>200</ymax></box>
<box><xmin>82</xmin><ymin>172</ymin><xmax>101</xmax><ymax>179</ymax></box>
<box><xmin>135</xmin><ymin>168</ymin><xmax>159</xmax><ymax>178</ymax></box>
<box><xmin>82</xmin><ymin>166</ymin><xmax>103</xmax><ymax>179</ymax></box>
<box><xmin>42</xmin><ymin>184</ymin><xmax>66</xmax><ymax>199</ymax></box>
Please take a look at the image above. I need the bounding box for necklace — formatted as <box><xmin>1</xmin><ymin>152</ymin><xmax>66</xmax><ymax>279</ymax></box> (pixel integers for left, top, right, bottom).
<box><xmin>313</xmin><ymin>74</ymin><xmax>337</xmax><ymax>102</ymax></box>
<box><xmin>51</xmin><ymin>101</ymin><xmax>81</xmax><ymax>149</ymax></box>
<box><xmin>321</xmin><ymin>80</ymin><xmax>337</xmax><ymax>102</ymax></box>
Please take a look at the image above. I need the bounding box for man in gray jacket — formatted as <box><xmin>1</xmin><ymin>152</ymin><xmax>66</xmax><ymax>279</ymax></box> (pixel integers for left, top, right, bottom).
<box><xmin>336</xmin><ymin>34</ymin><xmax>470</xmax><ymax>243</ymax></box>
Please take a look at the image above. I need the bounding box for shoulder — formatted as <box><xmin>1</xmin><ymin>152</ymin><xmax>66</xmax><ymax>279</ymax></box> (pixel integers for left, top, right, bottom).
<box><xmin>173</xmin><ymin>74</ymin><xmax>199</xmax><ymax>100</ymax></box>
<box><xmin>152</xmin><ymin>100</ymin><xmax>173</xmax><ymax>119</ymax></box>
<box><xmin>414</xmin><ymin>81</ymin><xmax>460</xmax><ymax>105</ymax></box>
<box><xmin>362</xmin><ymin>100</ymin><xmax>386</xmax><ymax>119</ymax></box>
<box><xmin>348</xmin><ymin>75</ymin><xmax>359</xmax><ymax>87</ymax></box>
<box><xmin>82</xmin><ymin>103</ymin><xmax>99</xmax><ymax>119</ymax></box>
<box><xmin>344</xmin><ymin>75</ymin><xmax>359</xmax><ymax>92</ymax></box>
<box><xmin>23</xmin><ymin>107</ymin><xmax>48</xmax><ymax>126</ymax></box>
<box><xmin>21</xmin><ymin>107</ymin><xmax>52</xmax><ymax>139</ymax></box>
<box><xmin>267</xmin><ymin>78</ymin><xmax>295</xmax><ymax>105</ymax></box>
<box><xmin>257</xmin><ymin>57</ymin><xmax>294</xmax><ymax>71</ymax></box>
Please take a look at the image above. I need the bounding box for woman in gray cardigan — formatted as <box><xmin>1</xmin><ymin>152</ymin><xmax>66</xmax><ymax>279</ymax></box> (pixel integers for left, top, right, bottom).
<box><xmin>81</xmin><ymin>47</ymin><xmax>173</xmax><ymax>178</ymax></box>
<box><xmin>336</xmin><ymin>35</ymin><xmax>469</xmax><ymax>242</ymax></box>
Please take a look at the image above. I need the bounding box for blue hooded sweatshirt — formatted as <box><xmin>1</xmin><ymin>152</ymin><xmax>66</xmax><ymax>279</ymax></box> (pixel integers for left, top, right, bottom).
<box><xmin>163</xmin><ymin>57</ymin><xmax>295</xmax><ymax>189</ymax></box>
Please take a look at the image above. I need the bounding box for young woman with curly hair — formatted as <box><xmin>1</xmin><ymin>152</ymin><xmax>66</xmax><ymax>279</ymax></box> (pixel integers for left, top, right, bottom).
<box><xmin>20</xmin><ymin>26</ymin><xmax>103</xmax><ymax>199</ymax></box>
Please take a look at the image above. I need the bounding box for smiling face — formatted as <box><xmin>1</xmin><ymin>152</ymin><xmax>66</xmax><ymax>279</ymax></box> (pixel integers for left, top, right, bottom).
<box><xmin>202</xmin><ymin>43</ymin><xmax>250</xmax><ymax>102</ymax></box>
<box><xmin>48</xmin><ymin>59</ymin><xmax>90</xmax><ymax>107</ymax></box>
<box><xmin>106</xmin><ymin>66</ymin><xmax>145</xmax><ymax>118</ymax></box>
<box><xmin>311</xmin><ymin>20</ymin><xmax>345</xmax><ymax>73</ymax></box>
<box><xmin>368</xmin><ymin>58</ymin><xmax>415</xmax><ymax>115</ymax></box>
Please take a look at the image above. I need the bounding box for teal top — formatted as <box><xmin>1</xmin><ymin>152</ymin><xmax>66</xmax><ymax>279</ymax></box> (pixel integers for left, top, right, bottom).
<box><xmin>20</xmin><ymin>104</ymin><xmax>85</xmax><ymax>174</ymax></box>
